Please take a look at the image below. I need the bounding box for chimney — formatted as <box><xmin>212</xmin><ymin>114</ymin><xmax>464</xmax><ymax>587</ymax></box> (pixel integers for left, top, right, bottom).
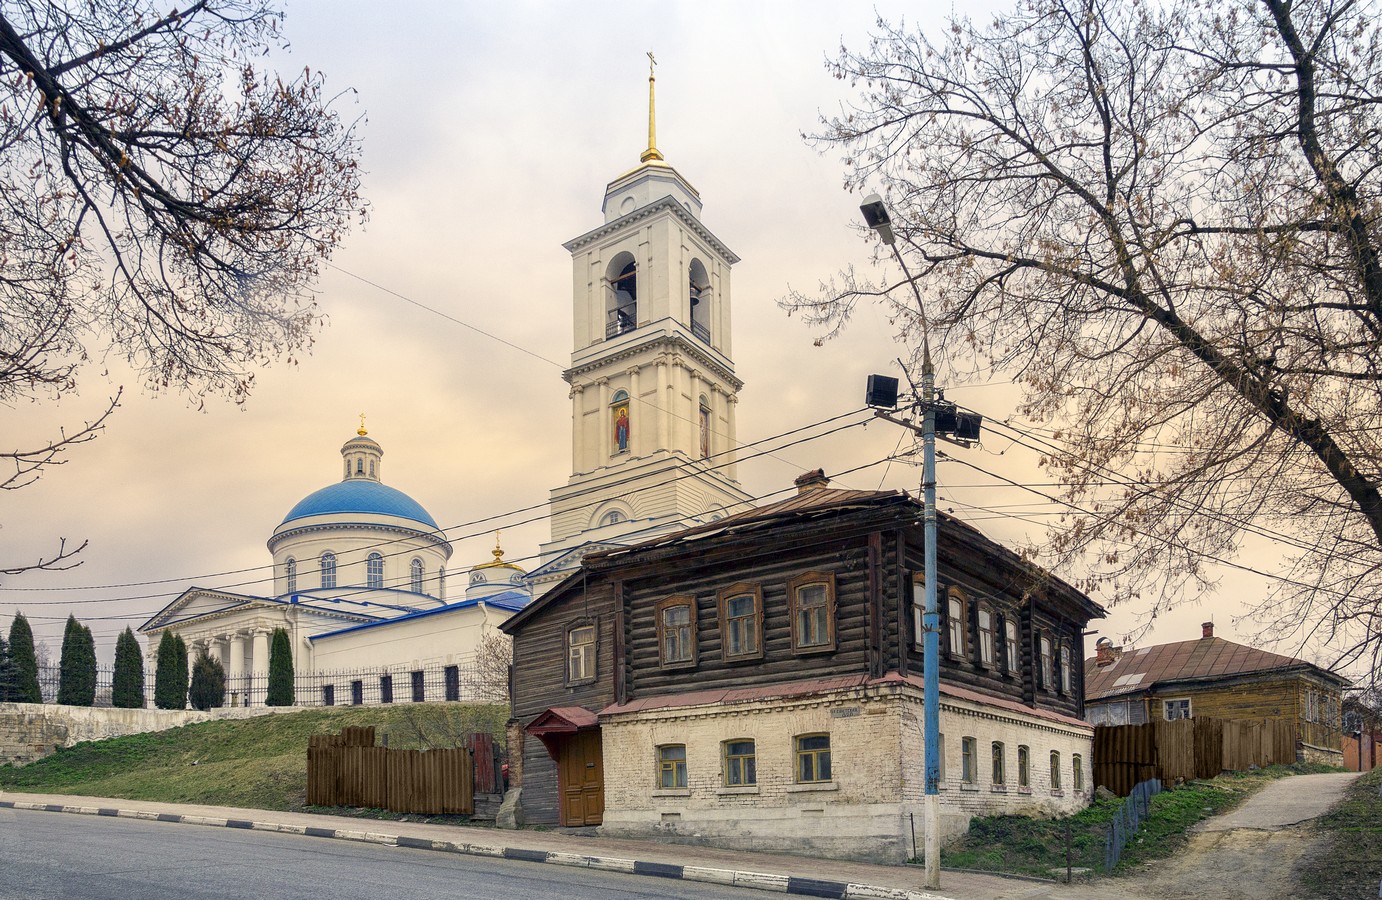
<box><xmin>1202</xmin><ymin>622</ymin><xmax>1215</xmax><ymax>639</ymax></box>
<box><xmin>794</xmin><ymin>469</ymin><xmax>830</xmax><ymax>494</ymax></box>
<box><xmin>1094</xmin><ymin>637</ymin><xmax>1118</xmax><ymax>667</ymax></box>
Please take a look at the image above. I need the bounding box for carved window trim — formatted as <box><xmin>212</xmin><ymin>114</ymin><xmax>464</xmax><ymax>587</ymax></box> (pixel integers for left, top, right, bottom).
<box><xmin>656</xmin><ymin>595</ymin><xmax>698</xmax><ymax>669</ymax></box>
<box><xmin>977</xmin><ymin>603</ymin><xmax>996</xmax><ymax>669</ymax></box>
<box><xmin>718</xmin><ymin>582</ymin><xmax>764</xmax><ymax>662</ymax></box>
<box><xmin>788</xmin><ymin>571</ymin><xmax>837</xmax><ymax>654</ymax></box>
<box><xmin>565</xmin><ymin>619</ymin><xmax>598</xmax><ymax>687</ymax></box>
<box><xmin>947</xmin><ymin>587</ymin><xmax>969</xmax><ymax>658</ymax></box>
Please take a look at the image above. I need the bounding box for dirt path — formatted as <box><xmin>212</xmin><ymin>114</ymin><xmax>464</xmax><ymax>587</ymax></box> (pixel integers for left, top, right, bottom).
<box><xmin>1059</xmin><ymin>772</ymin><xmax>1360</xmax><ymax>900</ymax></box>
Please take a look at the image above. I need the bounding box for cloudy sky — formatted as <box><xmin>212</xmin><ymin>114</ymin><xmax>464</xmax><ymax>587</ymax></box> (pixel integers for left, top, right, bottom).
<box><xmin>1</xmin><ymin>1</ymin><xmax>1312</xmax><ymax>670</ymax></box>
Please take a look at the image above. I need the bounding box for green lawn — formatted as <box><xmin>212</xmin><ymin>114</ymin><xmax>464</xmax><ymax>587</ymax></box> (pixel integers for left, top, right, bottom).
<box><xmin>0</xmin><ymin>704</ymin><xmax>508</xmax><ymax>813</ymax></box>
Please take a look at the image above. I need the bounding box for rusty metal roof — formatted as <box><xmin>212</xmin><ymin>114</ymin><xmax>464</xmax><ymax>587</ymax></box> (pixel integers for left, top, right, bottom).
<box><xmin>1084</xmin><ymin>635</ymin><xmax>1349</xmax><ymax>701</ymax></box>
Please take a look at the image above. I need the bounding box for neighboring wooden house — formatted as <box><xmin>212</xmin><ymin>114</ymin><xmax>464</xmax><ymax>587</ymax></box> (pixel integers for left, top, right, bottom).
<box><xmin>1084</xmin><ymin>623</ymin><xmax>1350</xmax><ymax>764</ymax></box>
<box><xmin>502</xmin><ymin>474</ymin><xmax>1105</xmax><ymax>862</ymax></box>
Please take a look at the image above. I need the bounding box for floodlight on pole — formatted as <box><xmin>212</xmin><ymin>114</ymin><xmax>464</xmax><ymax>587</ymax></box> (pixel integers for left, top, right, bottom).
<box><xmin>860</xmin><ymin>193</ymin><xmax>941</xmax><ymax>891</ymax></box>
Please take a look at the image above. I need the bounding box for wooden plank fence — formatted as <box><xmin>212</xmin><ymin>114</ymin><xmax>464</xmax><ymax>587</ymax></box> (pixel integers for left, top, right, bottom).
<box><xmin>307</xmin><ymin>727</ymin><xmax>475</xmax><ymax>814</ymax></box>
<box><xmin>1094</xmin><ymin>717</ymin><xmax>1297</xmax><ymax>796</ymax></box>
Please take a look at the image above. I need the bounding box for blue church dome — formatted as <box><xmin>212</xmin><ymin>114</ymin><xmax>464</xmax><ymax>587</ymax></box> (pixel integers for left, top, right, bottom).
<box><xmin>281</xmin><ymin>480</ymin><xmax>440</xmax><ymax>530</ymax></box>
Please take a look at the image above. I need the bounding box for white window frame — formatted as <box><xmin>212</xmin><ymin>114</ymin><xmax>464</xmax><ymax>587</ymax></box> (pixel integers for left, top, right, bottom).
<box><xmin>1164</xmin><ymin>697</ymin><xmax>1192</xmax><ymax>721</ymax></box>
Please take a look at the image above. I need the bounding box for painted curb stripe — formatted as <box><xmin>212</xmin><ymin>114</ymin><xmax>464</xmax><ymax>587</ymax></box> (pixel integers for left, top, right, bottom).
<box><xmin>6</xmin><ymin>801</ymin><xmax>921</xmax><ymax>899</ymax></box>
<box><xmin>502</xmin><ymin>848</ymin><xmax>549</xmax><ymax>863</ymax></box>
<box><xmin>787</xmin><ymin>876</ymin><xmax>849</xmax><ymax>899</ymax></box>
<box><xmin>633</xmin><ymin>861</ymin><xmax>684</xmax><ymax>879</ymax></box>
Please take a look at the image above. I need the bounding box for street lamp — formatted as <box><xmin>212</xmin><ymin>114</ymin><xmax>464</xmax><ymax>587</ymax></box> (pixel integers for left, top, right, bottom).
<box><xmin>859</xmin><ymin>193</ymin><xmax>942</xmax><ymax>890</ymax></box>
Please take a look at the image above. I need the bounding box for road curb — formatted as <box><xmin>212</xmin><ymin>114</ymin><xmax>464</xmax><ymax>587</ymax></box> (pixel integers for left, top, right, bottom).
<box><xmin>0</xmin><ymin>799</ymin><xmax>949</xmax><ymax>900</ymax></box>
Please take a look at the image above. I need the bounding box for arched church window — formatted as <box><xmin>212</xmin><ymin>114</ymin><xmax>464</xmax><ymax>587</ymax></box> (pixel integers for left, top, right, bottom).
<box><xmin>601</xmin><ymin>510</ymin><xmax>626</xmax><ymax>527</ymax></box>
<box><xmin>699</xmin><ymin>395</ymin><xmax>712</xmax><ymax>459</ymax></box>
<box><xmin>689</xmin><ymin>259</ymin><xmax>710</xmax><ymax>342</ymax></box>
<box><xmin>611</xmin><ymin>390</ymin><xmax>631</xmax><ymax>454</ymax></box>
<box><xmin>606</xmin><ymin>254</ymin><xmax>637</xmax><ymax>338</ymax></box>
<box><xmin>356</xmin><ymin>457</ymin><xmax>364</xmax><ymax>475</ymax></box>
<box><xmin>411</xmin><ymin>558</ymin><xmax>424</xmax><ymax>594</ymax></box>
<box><xmin>369</xmin><ymin>460</ymin><xmax>375</xmax><ymax>478</ymax></box>
<box><xmin>367</xmin><ymin>553</ymin><xmax>384</xmax><ymax>589</ymax></box>
<box><xmin>285</xmin><ymin>557</ymin><xmax>297</xmax><ymax>594</ymax></box>
<box><xmin>321</xmin><ymin>552</ymin><xmax>337</xmax><ymax>590</ymax></box>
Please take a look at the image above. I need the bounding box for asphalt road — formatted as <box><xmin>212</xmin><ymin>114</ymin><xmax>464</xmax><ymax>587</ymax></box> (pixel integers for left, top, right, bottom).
<box><xmin>0</xmin><ymin>807</ymin><xmax>778</xmax><ymax>900</ymax></box>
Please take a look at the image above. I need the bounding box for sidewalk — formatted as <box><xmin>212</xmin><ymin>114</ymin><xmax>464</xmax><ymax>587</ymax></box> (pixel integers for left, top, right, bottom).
<box><xmin>0</xmin><ymin>790</ymin><xmax>1097</xmax><ymax>900</ymax></box>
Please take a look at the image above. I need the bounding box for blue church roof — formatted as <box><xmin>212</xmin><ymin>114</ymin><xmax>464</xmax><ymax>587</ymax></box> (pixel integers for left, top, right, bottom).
<box><xmin>280</xmin><ymin>480</ymin><xmax>440</xmax><ymax>529</ymax></box>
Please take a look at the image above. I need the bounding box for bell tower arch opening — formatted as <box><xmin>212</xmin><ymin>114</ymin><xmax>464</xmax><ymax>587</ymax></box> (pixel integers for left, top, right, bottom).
<box><xmin>689</xmin><ymin>258</ymin><xmax>711</xmax><ymax>343</ymax></box>
<box><xmin>607</xmin><ymin>253</ymin><xmax>638</xmax><ymax>338</ymax></box>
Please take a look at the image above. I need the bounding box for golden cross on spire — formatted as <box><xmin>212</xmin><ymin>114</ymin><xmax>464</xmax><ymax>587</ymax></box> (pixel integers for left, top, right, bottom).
<box><xmin>492</xmin><ymin>530</ymin><xmax>504</xmax><ymax>563</ymax></box>
<box><xmin>357</xmin><ymin>412</ymin><xmax>367</xmax><ymax>436</ymax></box>
<box><xmin>641</xmin><ymin>50</ymin><xmax>664</xmax><ymax>163</ymax></box>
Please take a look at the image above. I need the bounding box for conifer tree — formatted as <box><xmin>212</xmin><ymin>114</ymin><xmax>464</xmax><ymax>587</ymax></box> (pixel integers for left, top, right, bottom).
<box><xmin>7</xmin><ymin>613</ymin><xmax>42</xmax><ymax>703</ymax></box>
<box><xmin>111</xmin><ymin>627</ymin><xmax>145</xmax><ymax>709</ymax></box>
<box><xmin>57</xmin><ymin>615</ymin><xmax>96</xmax><ymax>706</ymax></box>
<box><xmin>153</xmin><ymin>631</ymin><xmax>189</xmax><ymax>710</ymax></box>
<box><xmin>189</xmin><ymin>650</ymin><xmax>226</xmax><ymax>711</ymax></box>
<box><xmin>0</xmin><ymin>632</ymin><xmax>12</xmax><ymax>702</ymax></box>
<box><xmin>265</xmin><ymin>627</ymin><xmax>294</xmax><ymax>707</ymax></box>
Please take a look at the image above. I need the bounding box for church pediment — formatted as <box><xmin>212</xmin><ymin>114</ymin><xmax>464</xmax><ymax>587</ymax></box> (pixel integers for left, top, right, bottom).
<box><xmin>139</xmin><ymin>587</ymin><xmax>271</xmax><ymax>633</ymax></box>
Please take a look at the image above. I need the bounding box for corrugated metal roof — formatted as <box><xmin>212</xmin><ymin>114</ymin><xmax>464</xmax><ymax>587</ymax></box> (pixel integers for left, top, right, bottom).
<box><xmin>1084</xmin><ymin>635</ymin><xmax>1347</xmax><ymax>700</ymax></box>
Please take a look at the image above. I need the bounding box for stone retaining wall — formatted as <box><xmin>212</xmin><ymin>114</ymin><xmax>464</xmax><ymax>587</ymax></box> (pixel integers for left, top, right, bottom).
<box><xmin>0</xmin><ymin>702</ymin><xmax>291</xmax><ymax>766</ymax></box>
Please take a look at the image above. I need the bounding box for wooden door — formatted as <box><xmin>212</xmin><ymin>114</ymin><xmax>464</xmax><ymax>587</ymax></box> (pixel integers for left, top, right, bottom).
<box><xmin>558</xmin><ymin>729</ymin><xmax>604</xmax><ymax>826</ymax></box>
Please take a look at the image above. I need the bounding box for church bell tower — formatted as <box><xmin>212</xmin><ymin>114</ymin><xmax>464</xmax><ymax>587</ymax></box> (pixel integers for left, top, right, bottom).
<box><xmin>536</xmin><ymin>58</ymin><xmax>753</xmax><ymax>578</ymax></box>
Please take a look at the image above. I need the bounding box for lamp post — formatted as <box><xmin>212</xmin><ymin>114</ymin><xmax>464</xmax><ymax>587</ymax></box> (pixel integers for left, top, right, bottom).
<box><xmin>860</xmin><ymin>194</ymin><xmax>941</xmax><ymax>890</ymax></box>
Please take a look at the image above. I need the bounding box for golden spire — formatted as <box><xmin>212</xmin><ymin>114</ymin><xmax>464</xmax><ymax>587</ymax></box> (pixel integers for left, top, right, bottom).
<box><xmin>491</xmin><ymin>531</ymin><xmax>505</xmax><ymax>564</ymax></box>
<box><xmin>640</xmin><ymin>51</ymin><xmax>664</xmax><ymax>163</ymax></box>
<box><xmin>357</xmin><ymin>412</ymin><xmax>367</xmax><ymax>436</ymax></box>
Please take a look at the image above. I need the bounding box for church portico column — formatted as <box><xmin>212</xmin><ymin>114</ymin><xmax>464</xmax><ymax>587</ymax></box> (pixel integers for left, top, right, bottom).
<box><xmin>251</xmin><ymin>629</ymin><xmax>270</xmax><ymax>707</ymax></box>
<box><xmin>229</xmin><ymin>633</ymin><xmax>246</xmax><ymax>708</ymax></box>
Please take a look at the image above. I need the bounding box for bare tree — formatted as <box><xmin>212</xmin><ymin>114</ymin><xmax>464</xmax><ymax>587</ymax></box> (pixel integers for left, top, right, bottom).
<box><xmin>784</xmin><ymin>0</ymin><xmax>1382</xmax><ymax>676</ymax></box>
<box><xmin>472</xmin><ymin>631</ymin><xmax>512</xmax><ymax>705</ymax></box>
<box><xmin>0</xmin><ymin>1</ymin><xmax>364</xmax><ymax>574</ymax></box>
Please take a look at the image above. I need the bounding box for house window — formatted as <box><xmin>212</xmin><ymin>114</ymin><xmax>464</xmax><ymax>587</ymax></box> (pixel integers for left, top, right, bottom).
<box><xmin>321</xmin><ymin>684</ymin><xmax>335</xmax><ymax>706</ymax></box>
<box><xmin>380</xmin><ymin>674</ymin><xmax>393</xmax><ymax>704</ymax></box>
<box><xmin>411</xmin><ymin>558</ymin><xmax>424</xmax><ymax>594</ymax></box>
<box><xmin>961</xmin><ymin>737</ymin><xmax>977</xmax><ymax>783</ymax></box>
<box><xmin>718</xmin><ymin>584</ymin><xmax>763</xmax><ymax>660</ymax></box>
<box><xmin>367</xmin><ymin>552</ymin><xmax>384</xmax><ymax>589</ymax></box>
<box><xmin>1004</xmin><ymin>619</ymin><xmax>1019</xmax><ymax>675</ymax></box>
<box><xmin>723</xmin><ymin>739</ymin><xmax>756</xmax><ymax>787</ymax></box>
<box><xmin>444</xmin><ymin>665</ymin><xmax>460</xmax><ymax>702</ymax></box>
<box><xmin>1164</xmin><ymin>698</ymin><xmax>1192</xmax><ymax>721</ymax></box>
<box><xmin>321</xmin><ymin>552</ymin><xmax>337</xmax><ymax>590</ymax></box>
<box><xmin>658</xmin><ymin>745</ymin><xmax>687</xmax><ymax>789</ymax></box>
<box><xmin>789</xmin><ymin>572</ymin><xmax>836</xmax><ymax>652</ymax></box>
<box><xmin>657</xmin><ymin>596</ymin><xmax>696</xmax><ymax>667</ymax></box>
<box><xmin>977</xmin><ymin>604</ymin><xmax>995</xmax><ymax>668</ymax></box>
<box><xmin>795</xmin><ymin>733</ymin><xmax>832</xmax><ymax>784</ymax></box>
<box><xmin>992</xmin><ymin>742</ymin><xmax>1005</xmax><ymax>786</ymax></box>
<box><xmin>411</xmin><ymin>670</ymin><xmax>425</xmax><ymax>703</ymax></box>
<box><xmin>912</xmin><ymin>573</ymin><xmax>926</xmax><ymax>650</ymax></box>
<box><xmin>1050</xmin><ymin>751</ymin><xmax>1062</xmax><ymax>791</ymax></box>
<box><xmin>947</xmin><ymin>588</ymin><xmax>967</xmax><ymax>657</ymax></box>
<box><xmin>1073</xmin><ymin>754</ymin><xmax>1084</xmax><ymax>792</ymax></box>
<box><xmin>567</xmin><ymin>623</ymin><xmax>596</xmax><ymax>683</ymax></box>
<box><xmin>1040</xmin><ymin>633</ymin><xmax>1054</xmax><ymax>691</ymax></box>
<box><xmin>285</xmin><ymin>557</ymin><xmax>297</xmax><ymax>594</ymax></box>
<box><xmin>1059</xmin><ymin>644</ymin><xmax>1073</xmax><ymax>694</ymax></box>
<box><xmin>1018</xmin><ymin>745</ymin><xmax>1030</xmax><ymax>788</ymax></box>
<box><xmin>350</xmin><ymin>680</ymin><xmax>363</xmax><ymax>706</ymax></box>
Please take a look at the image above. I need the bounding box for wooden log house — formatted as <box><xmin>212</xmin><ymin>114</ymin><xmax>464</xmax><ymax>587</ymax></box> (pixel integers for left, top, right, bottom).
<box><xmin>502</xmin><ymin>473</ymin><xmax>1105</xmax><ymax>862</ymax></box>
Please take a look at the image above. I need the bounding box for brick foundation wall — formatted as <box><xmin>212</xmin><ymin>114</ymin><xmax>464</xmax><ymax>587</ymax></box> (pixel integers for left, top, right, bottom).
<box><xmin>598</xmin><ymin>682</ymin><xmax>1093</xmax><ymax>863</ymax></box>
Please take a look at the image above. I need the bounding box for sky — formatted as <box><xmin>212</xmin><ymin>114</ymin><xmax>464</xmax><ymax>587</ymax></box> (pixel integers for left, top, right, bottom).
<box><xmin>0</xmin><ymin>1</ymin><xmax>1327</xmax><ymax>673</ymax></box>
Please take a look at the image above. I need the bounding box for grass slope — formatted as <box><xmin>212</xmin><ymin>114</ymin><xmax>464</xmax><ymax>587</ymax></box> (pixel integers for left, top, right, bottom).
<box><xmin>938</xmin><ymin>764</ymin><xmax>1340</xmax><ymax>880</ymax></box>
<box><xmin>0</xmin><ymin>704</ymin><xmax>508</xmax><ymax>813</ymax></box>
